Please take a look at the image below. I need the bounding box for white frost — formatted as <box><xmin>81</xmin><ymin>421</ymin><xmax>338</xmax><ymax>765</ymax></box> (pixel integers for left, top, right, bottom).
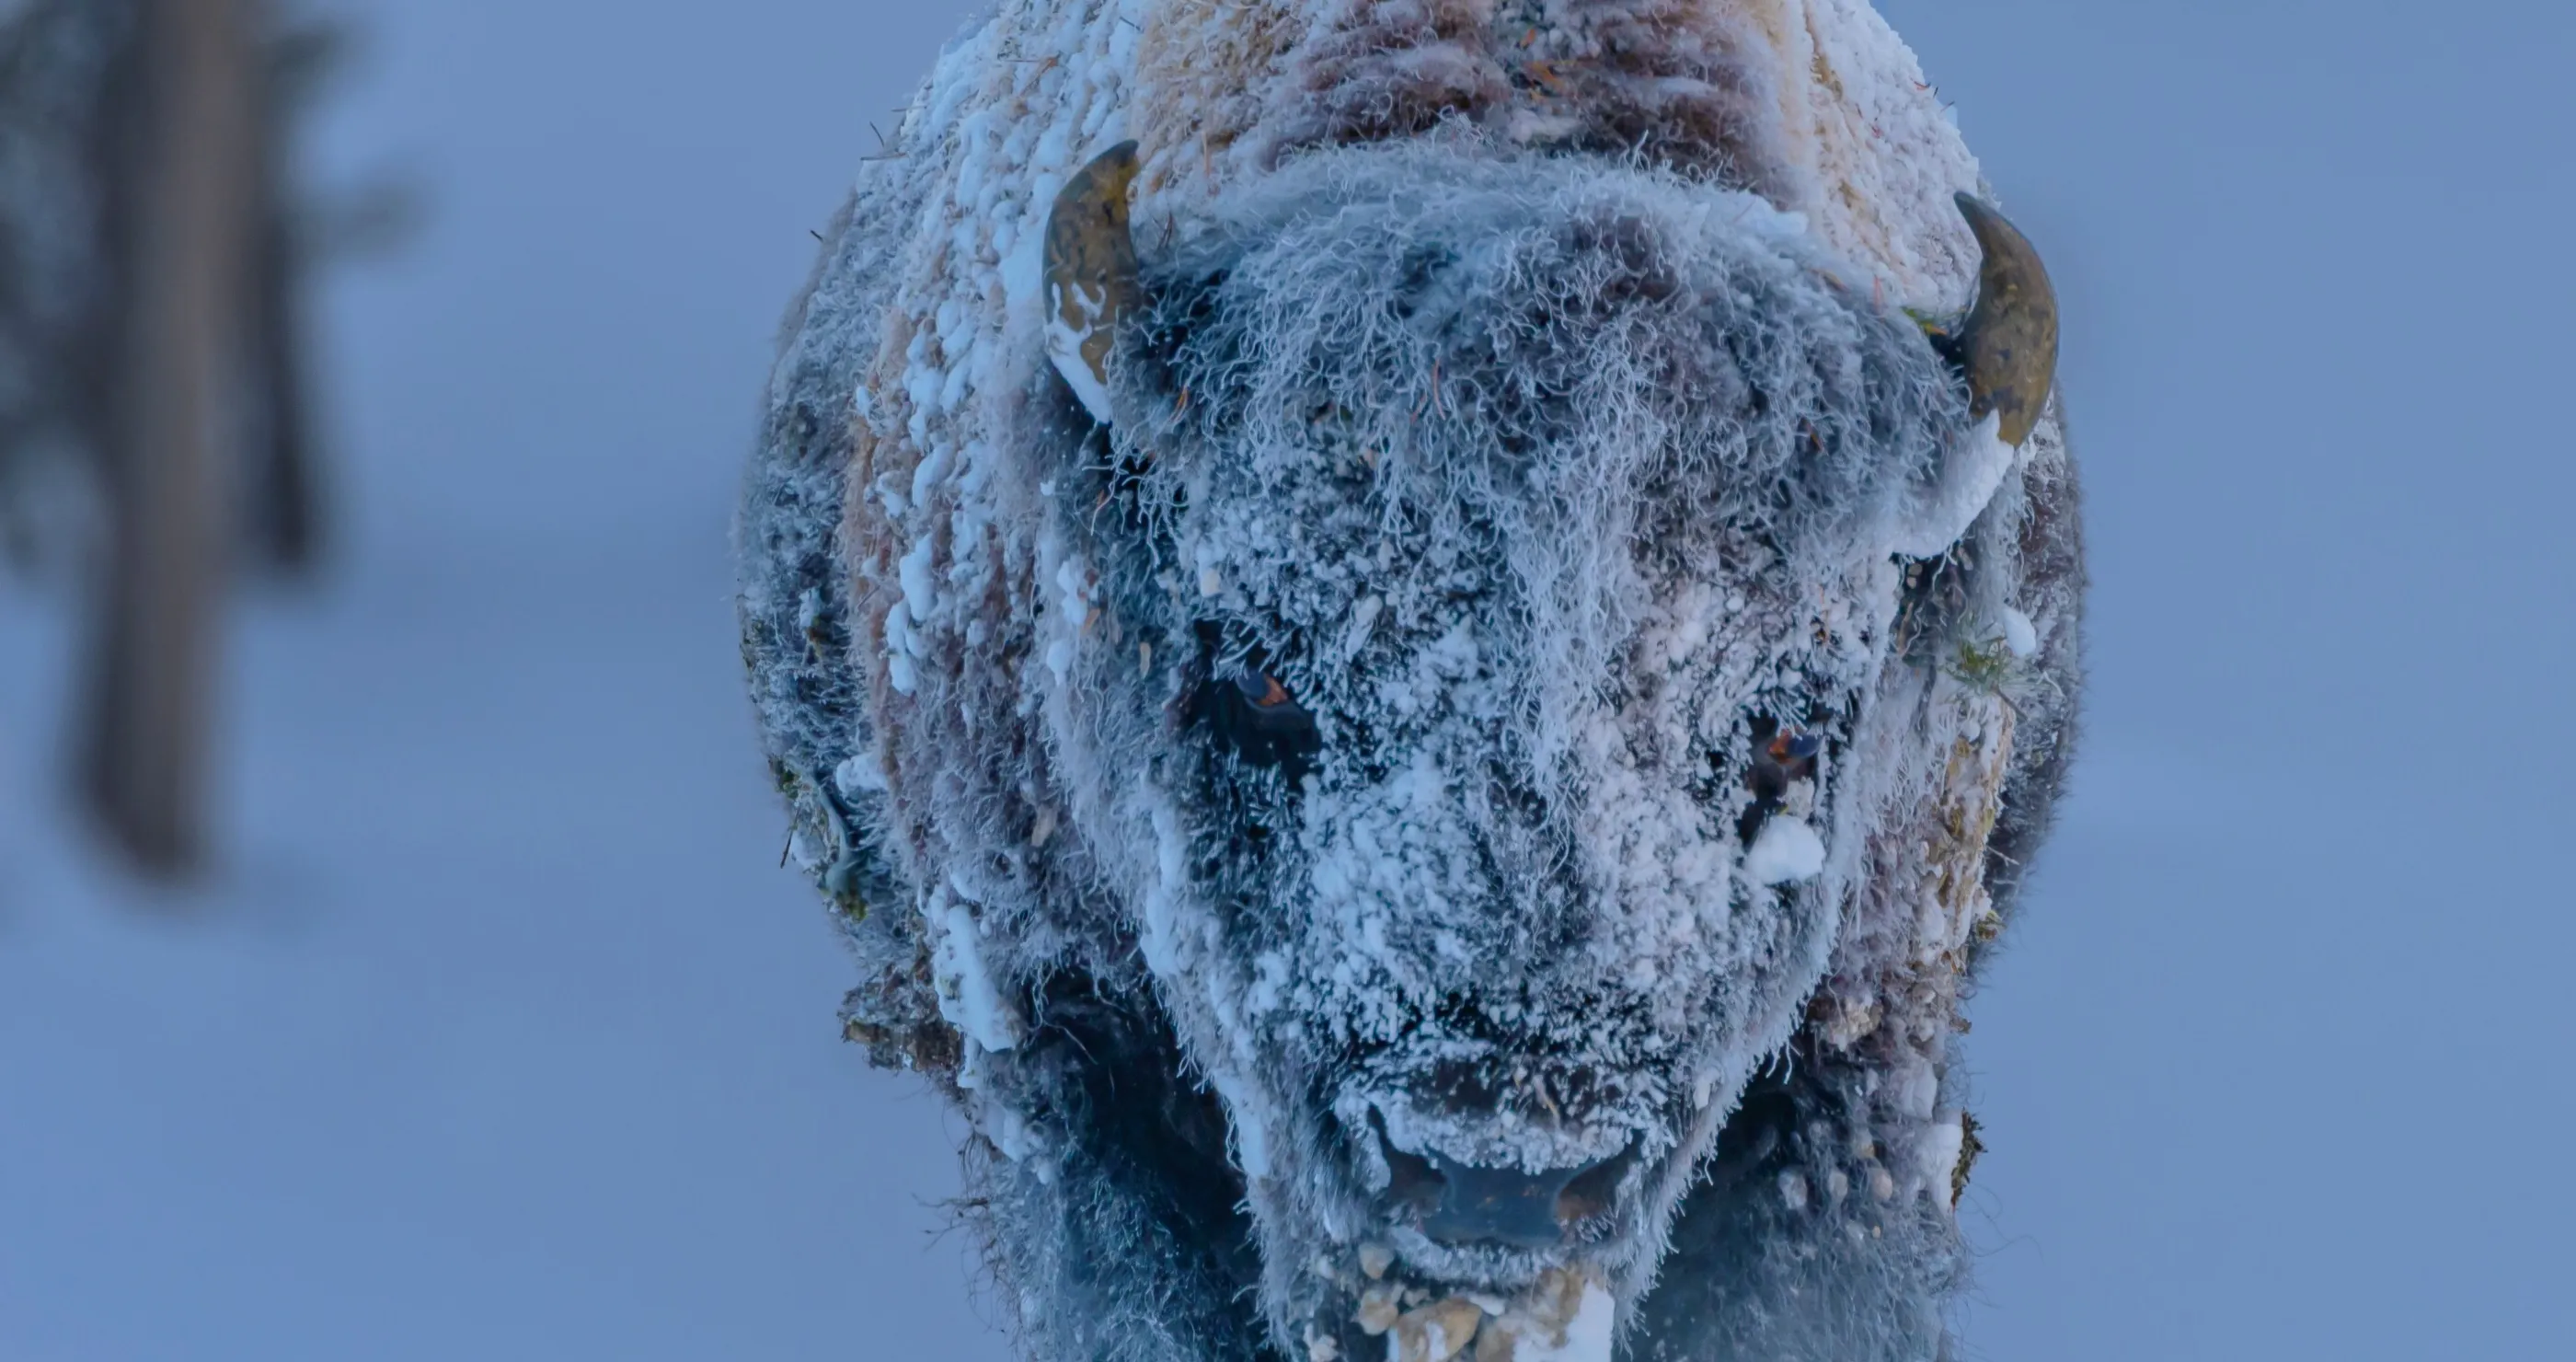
<box><xmin>1518</xmin><ymin>1279</ymin><xmax>1616</xmax><ymax>1362</ymax></box>
<box><xmin>1889</xmin><ymin>412</ymin><xmax>2015</xmax><ymax>559</ymax></box>
<box><xmin>832</xmin><ymin>751</ymin><xmax>887</xmax><ymax>798</ymax></box>
<box><xmin>2000</xmin><ymin>606</ymin><xmax>2040</xmax><ymax>659</ymax></box>
<box><xmin>1745</xmin><ymin>815</ymin><xmax>1827</xmax><ymax>886</ymax></box>
<box><xmin>1920</xmin><ymin>1111</ymin><xmax>1966</xmax><ymax>1201</ymax></box>
<box><xmin>898</xmin><ymin>535</ymin><xmax>938</xmax><ymax>624</ymax></box>
<box><xmin>927</xmin><ymin>889</ymin><xmax>1025</xmax><ymax>1053</ymax></box>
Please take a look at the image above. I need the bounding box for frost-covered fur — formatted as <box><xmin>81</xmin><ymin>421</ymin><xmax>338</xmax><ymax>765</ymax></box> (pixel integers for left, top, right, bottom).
<box><xmin>738</xmin><ymin>5</ymin><xmax>2081</xmax><ymax>1360</ymax></box>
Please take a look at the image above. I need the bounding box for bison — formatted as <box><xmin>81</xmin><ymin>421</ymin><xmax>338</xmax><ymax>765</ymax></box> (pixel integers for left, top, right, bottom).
<box><xmin>739</xmin><ymin>3</ymin><xmax>2079</xmax><ymax>1359</ymax></box>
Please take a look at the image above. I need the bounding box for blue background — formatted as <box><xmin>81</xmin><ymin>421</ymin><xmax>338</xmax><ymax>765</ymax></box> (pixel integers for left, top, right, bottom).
<box><xmin>4</xmin><ymin>2</ymin><xmax>2569</xmax><ymax>1357</ymax></box>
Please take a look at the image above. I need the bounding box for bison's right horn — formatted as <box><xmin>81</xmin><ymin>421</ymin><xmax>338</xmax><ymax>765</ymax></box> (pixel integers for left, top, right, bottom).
<box><xmin>1043</xmin><ymin>141</ymin><xmax>1143</xmax><ymax>424</ymax></box>
<box><xmin>1949</xmin><ymin>193</ymin><xmax>2059</xmax><ymax>447</ymax></box>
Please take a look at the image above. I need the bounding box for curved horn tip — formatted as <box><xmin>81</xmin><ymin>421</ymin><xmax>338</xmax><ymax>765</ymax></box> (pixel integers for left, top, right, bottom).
<box><xmin>1950</xmin><ymin>193</ymin><xmax>2060</xmax><ymax>447</ymax></box>
<box><xmin>1951</xmin><ymin>190</ymin><xmax>2003</xmax><ymax>229</ymax></box>
<box><xmin>1044</xmin><ymin>142</ymin><xmax>1145</xmax><ymax>422</ymax></box>
<box><xmin>1065</xmin><ymin>141</ymin><xmax>1142</xmax><ymax>205</ymax></box>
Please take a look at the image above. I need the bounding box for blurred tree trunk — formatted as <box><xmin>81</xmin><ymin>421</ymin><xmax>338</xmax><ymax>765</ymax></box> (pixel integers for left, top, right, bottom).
<box><xmin>243</xmin><ymin>10</ymin><xmax>323</xmax><ymax>573</ymax></box>
<box><xmin>77</xmin><ymin>0</ymin><xmax>258</xmax><ymax>876</ymax></box>
<box><xmin>3</xmin><ymin>0</ymin><xmax>386</xmax><ymax>880</ymax></box>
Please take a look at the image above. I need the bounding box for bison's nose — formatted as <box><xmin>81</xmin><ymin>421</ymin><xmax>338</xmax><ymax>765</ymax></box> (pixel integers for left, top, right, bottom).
<box><xmin>1384</xmin><ymin>1137</ymin><xmax>1633</xmax><ymax>1248</ymax></box>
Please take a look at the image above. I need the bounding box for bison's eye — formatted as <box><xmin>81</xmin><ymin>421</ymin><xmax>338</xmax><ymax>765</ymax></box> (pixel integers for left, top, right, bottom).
<box><xmin>1199</xmin><ymin>670</ymin><xmax>1321</xmax><ymax>775</ymax></box>
<box><xmin>1234</xmin><ymin>673</ymin><xmax>1295</xmax><ymax>710</ymax></box>
<box><xmin>1768</xmin><ymin>732</ymin><xmax>1824</xmax><ymax>765</ymax></box>
<box><xmin>1736</xmin><ymin>721</ymin><xmax>1823</xmax><ymax>846</ymax></box>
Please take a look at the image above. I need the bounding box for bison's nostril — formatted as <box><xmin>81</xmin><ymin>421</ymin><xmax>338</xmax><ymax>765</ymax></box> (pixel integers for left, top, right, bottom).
<box><xmin>1396</xmin><ymin>1144</ymin><xmax>1633</xmax><ymax>1249</ymax></box>
<box><xmin>1554</xmin><ymin>1148</ymin><xmax>1629</xmax><ymax>1225</ymax></box>
<box><xmin>1382</xmin><ymin>1137</ymin><xmax>1446</xmax><ymax>1216</ymax></box>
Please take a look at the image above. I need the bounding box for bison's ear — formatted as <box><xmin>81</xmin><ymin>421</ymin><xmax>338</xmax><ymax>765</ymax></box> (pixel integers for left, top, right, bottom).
<box><xmin>1043</xmin><ymin>142</ymin><xmax>1144</xmax><ymax>425</ymax></box>
<box><xmin>1941</xmin><ymin>194</ymin><xmax>2059</xmax><ymax>446</ymax></box>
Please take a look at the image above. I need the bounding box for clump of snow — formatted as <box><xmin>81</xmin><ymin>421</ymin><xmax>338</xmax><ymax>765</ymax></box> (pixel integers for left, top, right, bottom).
<box><xmin>833</xmin><ymin>751</ymin><xmax>887</xmax><ymax>798</ymax></box>
<box><xmin>1919</xmin><ymin>1110</ymin><xmax>1967</xmax><ymax>1200</ymax></box>
<box><xmin>1746</xmin><ymin>815</ymin><xmax>1828</xmax><ymax>886</ymax></box>
<box><xmin>1889</xmin><ymin>412</ymin><xmax>2015</xmax><ymax>559</ymax></box>
<box><xmin>2000</xmin><ymin>606</ymin><xmax>2041</xmax><ymax>659</ymax></box>
<box><xmin>1512</xmin><ymin>1276</ymin><xmax>1616</xmax><ymax>1362</ymax></box>
<box><xmin>926</xmin><ymin>888</ymin><xmax>1024</xmax><ymax>1054</ymax></box>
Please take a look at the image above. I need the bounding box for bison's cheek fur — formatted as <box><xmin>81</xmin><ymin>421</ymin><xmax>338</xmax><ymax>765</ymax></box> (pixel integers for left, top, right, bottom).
<box><xmin>739</xmin><ymin>7</ymin><xmax>2080</xmax><ymax>1362</ymax></box>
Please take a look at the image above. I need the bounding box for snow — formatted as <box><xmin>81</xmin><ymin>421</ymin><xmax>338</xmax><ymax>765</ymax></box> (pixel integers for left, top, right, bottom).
<box><xmin>1513</xmin><ymin>1278</ymin><xmax>1616</xmax><ymax>1362</ymax></box>
<box><xmin>1919</xmin><ymin>1110</ymin><xmax>1967</xmax><ymax>1195</ymax></box>
<box><xmin>835</xmin><ymin>751</ymin><xmax>889</xmax><ymax>798</ymax></box>
<box><xmin>1746</xmin><ymin>815</ymin><xmax>1829</xmax><ymax>886</ymax></box>
<box><xmin>1001</xmin><ymin>211</ymin><xmax>1048</xmax><ymax>329</ymax></box>
<box><xmin>1890</xmin><ymin>412</ymin><xmax>2017</xmax><ymax>558</ymax></box>
<box><xmin>0</xmin><ymin>3</ymin><xmax>1018</xmax><ymax>1357</ymax></box>
<box><xmin>1206</xmin><ymin>1064</ymin><xmax>1274</xmax><ymax>1179</ymax></box>
<box><xmin>2001</xmin><ymin>606</ymin><xmax>2041</xmax><ymax>659</ymax></box>
<box><xmin>929</xmin><ymin>887</ymin><xmax>1026</xmax><ymax>1053</ymax></box>
<box><xmin>0</xmin><ymin>450</ymin><xmax>983</xmax><ymax>1362</ymax></box>
<box><xmin>900</xmin><ymin>533</ymin><xmax>939</xmax><ymax>622</ymax></box>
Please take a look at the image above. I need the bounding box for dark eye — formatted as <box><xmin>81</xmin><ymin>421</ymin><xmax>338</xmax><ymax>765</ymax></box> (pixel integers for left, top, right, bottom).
<box><xmin>1233</xmin><ymin>672</ymin><xmax>1295</xmax><ymax>710</ymax></box>
<box><xmin>1769</xmin><ymin>732</ymin><xmax>1824</xmax><ymax>764</ymax></box>
<box><xmin>1736</xmin><ymin>721</ymin><xmax>1821</xmax><ymax>845</ymax></box>
<box><xmin>1198</xmin><ymin>669</ymin><xmax>1322</xmax><ymax>775</ymax></box>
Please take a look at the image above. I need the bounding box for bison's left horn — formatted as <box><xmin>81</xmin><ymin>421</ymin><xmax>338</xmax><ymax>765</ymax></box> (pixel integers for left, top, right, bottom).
<box><xmin>1949</xmin><ymin>193</ymin><xmax>2059</xmax><ymax>446</ymax></box>
<box><xmin>1043</xmin><ymin>141</ymin><xmax>1143</xmax><ymax>424</ymax></box>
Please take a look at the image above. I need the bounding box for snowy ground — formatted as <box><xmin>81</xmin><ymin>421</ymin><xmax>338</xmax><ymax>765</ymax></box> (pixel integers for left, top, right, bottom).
<box><xmin>5</xmin><ymin>3</ymin><xmax>2574</xmax><ymax>1360</ymax></box>
<box><xmin>1</xmin><ymin>4</ymin><xmax>1015</xmax><ymax>1358</ymax></box>
<box><xmin>0</xmin><ymin>551</ymin><xmax>1004</xmax><ymax>1361</ymax></box>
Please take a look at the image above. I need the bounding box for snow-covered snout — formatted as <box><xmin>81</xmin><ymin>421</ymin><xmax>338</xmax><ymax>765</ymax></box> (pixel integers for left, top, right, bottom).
<box><xmin>1028</xmin><ymin>142</ymin><xmax>2058</xmax><ymax>1349</ymax></box>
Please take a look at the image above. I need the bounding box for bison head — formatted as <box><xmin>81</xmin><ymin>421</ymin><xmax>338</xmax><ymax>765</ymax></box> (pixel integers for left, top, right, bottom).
<box><xmin>807</xmin><ymin>136</ymin><xmax>2061</xmax><ymax>1358</ymax></box>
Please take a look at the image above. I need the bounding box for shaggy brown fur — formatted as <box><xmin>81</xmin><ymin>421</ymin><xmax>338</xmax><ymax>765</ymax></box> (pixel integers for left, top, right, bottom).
<box><xmin>1276</xmin><ymin>0</ymin><xmax>1512</xmax><ymax>151</ymax></box>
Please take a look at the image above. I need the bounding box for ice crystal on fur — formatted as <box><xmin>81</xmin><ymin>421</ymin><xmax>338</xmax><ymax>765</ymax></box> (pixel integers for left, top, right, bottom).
<box><xmin>739</xmin><ymin>5</ymin><xmax>2082</xmax><ymax>1360</ymax></box>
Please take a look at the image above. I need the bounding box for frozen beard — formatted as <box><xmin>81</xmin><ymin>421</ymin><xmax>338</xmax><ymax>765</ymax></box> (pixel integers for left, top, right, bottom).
<box><xmin>1028</xmin><ymin>144</ymin><xmax>1998</xmax><ymax>1360</ymax></box>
